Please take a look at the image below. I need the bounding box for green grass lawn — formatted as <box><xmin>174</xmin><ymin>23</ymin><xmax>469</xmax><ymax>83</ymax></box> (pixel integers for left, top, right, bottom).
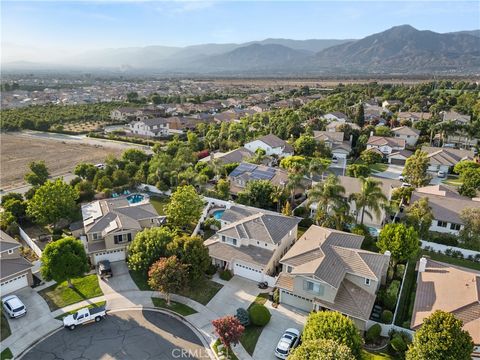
<box><xmin>54</xmin><ymin>301</ymin><xmax>106</xmax><ymax>320</ymax></box>
<box><xmin>362</xmin><ymin>349</ymin><xmax>396</xmax><ymax>359</ymax></box>
<box><xmin>151</xmin><ymin>297</ymin><xmax>197</xmax><ymax>316</ymax></box>
<box><xmin>442</xmin><ymin>176</ymin><xmax>463</xmax><ymax>187</ymax></box>
<box><xmin>177</xmin><ymin>279</ymin><xmax>223</xmax><ymax>305</ymax></box>
<box><xmin>0</xmin><ymin>348</ymin><xmax>13</xmax><ymax>360</ymax></box>
<box><xmin>150</xmin><ymin>196</ymin><xmax>170</xmax><ymax>216</ymax></box>
<box><xmin>212</xmin><ymin>339</ymin><xmax>239</xmax><ymax>360</ymax></box>
<box><xmin>240</xmin><ymin>293</ymin><xmax>271</xmax><ymax>355</ymax></box>
<box><xmin>129</xmin><ymin>270</ymin><xmax>151</xmax><ymax>291</ymax></box>
<box><xmin>421</xmin><ymin>250</ymin><xmax>480</xmax><ymax>271</ymax></box>
<box><xmin>39</xmin><ymin>274</ymin><xmax>104</xmax><ymax>311</ymax></box>
<box><xmin>1</xmin><ymin>310</ymin><xmax>11</xmax><ymax>341</ymax></box>
<box><xmin>370</xmin><ymin>163</ymin><xmax>388</xmax><ymax>173</ymax></box>
<box><xmin>394</xmin><ymin>261</ymin><xmax>417</xmax><ymax>327</ymax></box>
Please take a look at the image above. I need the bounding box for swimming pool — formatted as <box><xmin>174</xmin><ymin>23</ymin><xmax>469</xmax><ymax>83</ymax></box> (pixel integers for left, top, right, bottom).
<box><xmin>127</xmin><ymin>194</ymin><xmax>145</xmax><ymax>204</ymax></box>
<box><xmin>213</xmin><ymin>210</ymin><xmax>225</xmax><ymax>220</ymax></box>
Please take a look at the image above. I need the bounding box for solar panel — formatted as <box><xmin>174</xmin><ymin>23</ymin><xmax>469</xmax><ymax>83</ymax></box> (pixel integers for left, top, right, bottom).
<box><xmin>229</xmin><ymin>162</ymin><xmax>257</xmax><ymax>177</ymax></box>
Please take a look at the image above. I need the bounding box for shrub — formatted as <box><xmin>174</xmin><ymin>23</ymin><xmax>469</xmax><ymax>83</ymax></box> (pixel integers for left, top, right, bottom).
<box><xmin>426</xmin><ymin>231</ymin><xmax>458</xmax><ymax>246</ymax></box>
<box><xmin>205</xmin><ymin>263</ymin><xmax>217</xmax><ymax>276</ymax></box>
<box><xmin>387</xmin><ymin>265</ymin><xmax>395</xmax><ymax>282</ymax></box>
<box><xmin>365</xmin><ymin>323</ymin><xmax>382</xmax><ymax>343</ymax></box>
<box><xmin>382</xmin><ymin>310</ymin><xmax>394</xmax><ymax>324</ymax></box>
<box><xmin>235</xmin><ymin>308</ymin><xmax>250</xmax><ymax>327</ymax></box>
<box><xmin>384</xmin><ymin>280</ymin><xmax>401</xmax><ymax>311</ymax></box>
<box><xmin>395</xmin><ymin>264</ymin><xmax>406</xmax><ymax>280</ymax></box>
<box><xmin>402</xmin><ymin>320</ymin><xmax>411</xmax><ymax>329</ymax></box>
<box><xmin>220</xmin><ymin>269</ymin><xmax>233</xmax><ymax>281</ymax></box>
<box><xmin>248</xmin><ymin>304</ymin><xmax>271</xmax><ymax>326</ymax></box>
<box><xmin>273</xmin><ymin>288</ymin><xmax>279</xmax><ymax>304</ymax></box>
<box><xmin>299</xmin><ymin>218</ymin><xmax>313</xmax><ymax>228</ymax></box>
<box><xmin>390</xmin><ymin>334</ymin><xmax>407</xmax><ymax>353</ymax></box>
<box><xmin>293</xmin><ymin>206</ymin><xmax>307</xmax><ymax>217</ymax></box>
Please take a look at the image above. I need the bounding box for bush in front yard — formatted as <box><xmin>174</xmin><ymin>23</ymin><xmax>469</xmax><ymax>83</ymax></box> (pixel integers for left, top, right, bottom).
<box><xmin>205</xmin><ymin>263</ymin><xmax>217</xmax><ymax>276</ymax></box>
<box><xmin>248</xmin><ymin>304</ymin><xmax>271</xmax><ymax>326</ymax></box>
<box><xmin>219</xmin><ymin>269</ymin><xmax>233</xmax><ymax>281</ymax></box>
<box><xmin>365</xmin><ymin>323</ymin><xmax>382</xmax><ymax>343</ymax></box>
<box><xmin>382</xmin><ymin>310</ymin><xmax>393</xmax><ymax>324</ymax></box>
<box><xmin>235</xmin><ymin>308</ymin><xmax>250</xmax><ymax>327</ymax></box>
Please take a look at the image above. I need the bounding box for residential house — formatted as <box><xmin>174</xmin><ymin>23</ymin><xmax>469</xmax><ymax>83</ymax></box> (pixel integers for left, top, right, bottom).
<box><xmin>441</xmin><ymin>110</ymin><xmax>471</xmax><ymax>125</ymax></box>
<box><xmin>276</xmin><ymin>225</ymin><xmax>390</xmax><ymax>330</ymax></box>
<box><xmin>78</xmin><ymin>196</ymin><xmax>165</xmax><ymax>264</ymax></box>
<box><xmin>228</xmin><ymin>162</ymin><xmax>294</xmax><ymax>196</ymax></box>
<box><xmin>421</xmin><ymin>146</ymin><xmax>476</xmax><ymax>174</ymax></box>
<box><xmin>200</xmin><ymin>147</ymin><xmax>256</xmax><ymax>165</ymax></box>
<box><xmin>382</xmin><ymin>100</ymin><xmax>403</xmax><ymax>109</ymax></box>
<box><xmin>326</xmin><ymin>121</ymin><xmax>361</xmax><ymax>133</ymax></box>
<box><xmin>439</xmin><ymin>111</ymin><xmax>477</xmax><ymax>148</ymax></box>
<box><xmin>397</xmin><ymin>112</ymin><xmax>432</xmax><ymax>124</ymax></box>
<box><xmin>409</xmin><ymin>184</ymin><xmax>480</xmax><ymax>235</ymax></box>
<box><xmin>0</xmin><ymin>230</ymin><xmax>34</xmax><ymax>295</ymax></box>
<box><xmin>322</xmin><ymin>112</ymin><xmax>350</xmax><ymax>123</ymax></box>
<box><xmin>244</xmin><ymin>134</ymin><xmax>294</xmax><ymax>158</ymax></box>
<box><xmin>367</xmin><ymin>136</ymin><xmax>406</xmax><ymax>157</ymax></box>
<box><xmin>387</xmin><ymin>149</ymin><xmax>413</xmax><ymax>166</ymax></box>
<box><xmin>204</xmin><ymin>205</ymin><xmax>300</xmax><ymax>282</ymax></box>
<box><xmin>110</xmin><ymin>108</ymin><xmax>144</xmax><ymax>122</ymax></box>
<box><xmin>364</xmin><ymin>104</ymin><xmax>386</xmax><ymax>123</ymax></box>
<box><xmin>128</xmin><ymin>118</ymin><xmax>174</xmax><ymax>137</ymax></box>
<box><xmin>310</xmin><ymin>176</ymin><xmax>402</xmax><ymax>230</ymax></box>
<box><xmin>250</xmin><ymin>104</ymin><xmax>269</xmax><ymax>113</ymax></box>
<box><xmin>411</xmin><ymin>257</ymin><xmax>480</xmax><ymax>350</ymax></box>
<box><xmin>313</xmin><ymin>131</ymin><xmax>351</xmax><ymax>159</ymax></box>
<box><xmin>392</xmin><ymin>126</ymin><xmax>420</xmax><ymax>147</ymax></box>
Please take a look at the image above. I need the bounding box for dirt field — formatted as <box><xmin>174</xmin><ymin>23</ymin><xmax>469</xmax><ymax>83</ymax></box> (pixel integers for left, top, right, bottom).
<box><xmin>1</xmin><ymin>133</ymin><xmax>122</xmax><ymax>190</ymax></box>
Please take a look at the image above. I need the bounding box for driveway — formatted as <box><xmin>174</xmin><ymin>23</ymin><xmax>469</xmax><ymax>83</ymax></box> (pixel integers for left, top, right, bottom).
<box><xmin>5</xmin><ymin>287</ymin><xmax>52</xmax><ymax>333</ymax></box>
<box><xmin>20</xmin><ymin>309</ymin><xmax>211</xmax><ymax>360</ymax></box>
<box><xmin>372</xmin><ymin>164</ymin><xmax>404</xmax><ymax>180</ymax></box>
<box><xmin>253</xmin><ymin>303</ymin><xmax>306</xmax><ymax>360</ymax></box>
<box><xmin>207</xmin><ymin>276</ymin><xmax>262</xmax><ymax>317</ymax></box>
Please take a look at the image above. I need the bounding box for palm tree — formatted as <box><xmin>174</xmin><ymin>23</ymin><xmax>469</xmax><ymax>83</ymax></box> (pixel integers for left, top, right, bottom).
<box><xmin>350</xmin><ymin>177</ymin><xmax>388</xmax><ymax>225</ymax></box>
<box><xmin>307</xmin><ymin>174</ymin><xmax>346</xmax><ymax>217</ymax></box>
<box><xmin>286</xmin><ymin>170</ymin><xmax>306</xmax><ymax>207</ymax></box>
<box><xmin>270</xmin><ymin>185</ymin><xmax>287</xmax><ymax>212</ymax></box>
<box><xmin>308</xmin><ymin>158</ymin><xmax>331</xmax><ymax>181</ymax></box>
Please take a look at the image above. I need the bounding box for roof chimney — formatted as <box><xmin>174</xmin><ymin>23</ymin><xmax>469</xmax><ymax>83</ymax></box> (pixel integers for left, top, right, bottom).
<box><xmin>419</xmin><ymin>257</ymin><xmax>427</xmax><ymax>273</ymax></box>
<box><xmin>370</xmin><ymin>131</ymin><xmax>374</xmax><ymax>137</ymax></box>
<box><xmin>384</xmin><ymin>250</ymin><xmax>391</xmax><ymax>258</ymax></box>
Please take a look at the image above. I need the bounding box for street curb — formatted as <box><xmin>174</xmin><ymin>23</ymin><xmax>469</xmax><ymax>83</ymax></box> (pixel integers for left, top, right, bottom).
<box><xmin>16</xmin><ymin>307</ymin><xmax>215</xmax><ymax>360</ymax></box>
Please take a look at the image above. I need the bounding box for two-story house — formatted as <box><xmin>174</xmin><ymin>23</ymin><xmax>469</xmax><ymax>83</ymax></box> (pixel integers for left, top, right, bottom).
<box><xmin>276</xmin><ymin>225</ymin><xmax>390</xmax><ymax>330</ymax></box>
<box><xmin>396</xmin><ymin>112</ymin><xmax>432</xmax><ymax>124</ymax></box>
<box><xmin>409</xmin><ymin>184</ymin><xmax>480</xmax><ymax>235</ymax></box>
<box><xmin>421</xmin><ymin>146</ymin><xmax>476</xmax><ymax>174</ymax></box>
<box><xmin>313</xmin><ymin>131</ymin><xmax>352</xmax><ymax>159</ymax></box>
<box><xmin>204</xmin><ymin>205</ymin><xmax>300</xmax><ymax>282</ymax></box>
<box><xmin>244</xmin><ymin>134</ymin><xmax>294</xmax><ymax>158</ymax></box>
<box><xmin>128</xmin><ymin>118</ymin><xmax>175</xmax><ymax>137</ymax></box>
<box><xmin>0</xmin><ymin>230</ymin><xmax>34</xmax><ymax>295</ymax></box>
<box><xmin>391</xmin><ymin>126</ymin><xmax>420</xmax><ymax>147</ymax></box>
<box><xmin>77</xmin><ymin>196</ymin><xmax>165</xmax><ymax>265</ymax></box>
<box><xmin>367</xmin><ymin>136</ymin><xmax>406</xmax><ymax>157</ymax></box>
<box><xmin>322</xmin><ymin>112</ymin><xmax>350</xmax><ymax>123</ymax></box>
<box><xmin>110</xmin><ymin>108</ymin><xmax>144</xmax><ymax>122</ymax></box>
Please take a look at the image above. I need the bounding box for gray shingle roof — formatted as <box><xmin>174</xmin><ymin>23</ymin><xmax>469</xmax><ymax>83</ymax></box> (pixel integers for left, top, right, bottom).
<box><xmin>1</xmin><ymin>257</ymin><xmax>33</xmax><ymax>280</ymax></box>
<box><xmin>256</xmin><ymin>134</ymin><xmax>289</xmax><ymax>149</ymax></box>
<box><xmin>421</xmin><ymin>146</ymin><xmax>475</xmax><ymax>167</ymax></box>
<box><xmin>204</xmin><ymin>237</ymin><xmax>274</xmax><ymax>267</ymax></box>
<box><xmin>0</xmin><ymin>231</ymin><xmax>20</xmax><ymax>253</ymax></box>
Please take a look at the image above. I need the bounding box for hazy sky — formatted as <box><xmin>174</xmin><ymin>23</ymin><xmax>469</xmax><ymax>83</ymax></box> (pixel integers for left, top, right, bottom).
<box><xmin>2</xmin><ymin>1</ymin><xmax>479</xmax><ymax>63</ymax></box>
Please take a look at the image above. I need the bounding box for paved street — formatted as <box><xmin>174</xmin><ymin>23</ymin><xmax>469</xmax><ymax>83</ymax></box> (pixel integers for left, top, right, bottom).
<box><xmin>20</xmin><ymin>310</ymin><xmax>210</xmax><ymax>360</ymax></box>
<box><xmin>371</xmin><ymin>164</ymin><xmax>404</xmax><ymax>180</ymax></box>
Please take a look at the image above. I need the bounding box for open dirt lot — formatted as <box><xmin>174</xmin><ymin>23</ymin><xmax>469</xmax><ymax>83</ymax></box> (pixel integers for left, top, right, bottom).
<box><xmin>1</xmin><ymin>133</ymin><xmax>122</xmax><ymax>190</ymax></box>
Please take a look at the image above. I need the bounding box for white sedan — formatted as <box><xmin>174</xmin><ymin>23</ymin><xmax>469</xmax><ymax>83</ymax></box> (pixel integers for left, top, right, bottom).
<box><xmin>274</xmin><ymin>328</ymin><xmax>301</xmax><ymax>359</ymax></box>
<box><xmin>2</xmin><ymin>295</ymin><xmax>27</xmax><ymax>318</ymax></box>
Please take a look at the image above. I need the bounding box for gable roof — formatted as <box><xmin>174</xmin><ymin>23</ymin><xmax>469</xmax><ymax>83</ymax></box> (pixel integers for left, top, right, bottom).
<box><xmin>214</xmin><ymin>147</ymin><xmax>255</xmax><ymax>165</ymax></box>
<box><xmin>313</xmin><ymin>131</ymin><xmax>344</xmax><ymax>143</ymax></box>
<box><xmin>411</xmin><ymin>259</ymin><xmax>480</xmax><ymax>344</ymax></box>
<box><xmin>367</xmin><ymin>136</ymin><xmax>406</xmax><ymax>149</ymax></box>
<box><xmin>338</xmin><ymin>176</ymin><xmax>402</xmax><ymax>199</ymax></box>
<box><xmin>392</xmin><ymin>126</ymin><xmax>420</xmax><ymax>136</ymax></box>
<box><xmin>1</xmin><ymin>257</ymin><xmax>33</xmax><ymax>280</ymax></box>
<box><xmin>0</xmin><ymin>230</ymin><xmax>20</xmax><ymax>253</ymax></box>
<box><xmin>281</xmin><ymin>225</ymin><xmax>388</xmax><ymax>289</ymax></box>
<box><xmin>421</xmin><ymin>146</ymin><xmax>475</xmax><ymax>167</ymax></box>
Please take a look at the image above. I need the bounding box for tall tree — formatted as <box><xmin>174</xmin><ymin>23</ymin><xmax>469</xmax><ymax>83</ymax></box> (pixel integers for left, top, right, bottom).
<box><xmin>167</xmin><ymin>235</ymin><xmax>211</xmax><ymax>282</ymax></box>
<box><xmin>350</xmin><ymin>177</ymin><xmax>387</xmax><ymax>225</ymax></box>
<box><xmin>403</xmin><ymin>150</ymin><xmax>431</xmax><ymax>188</ymax></box>
<box><xmin>355</xmin><ymin>103</ymin><xmax>365</xmax><ymax>128</ymax></box>
<box><xmin>212</xmin><ymin>316</ymin><xmax>245</xmax><ymax>351</ymax></box>
<box><xmin>40</xmin><ymin>237</ymin><xmax>89</xmax><ymax>288</ymax></box>
<box><xmin>308</xmin><ymin>175</ymin><xmax>346</xmax><ymax>217</ymax></box>
<box><xmin>166</xmin><ymin>185</ymin><xmax>204</xmax><ymax>228</ymax></box>
<box><xmin>406</xmin><ymin>198</ymin><xmax>433</xmax><ymax>238</ymax></box>
<box><xmin>294</xmin><ymin>134</ymin><xmax>317</xmax><ymax>157</ymax></box>
<box><xmin>406</xmin><ymin>310</ymin><xmax>474</xmax><ymax>360</ymax></box>
<box><xmin>26</xmin><ymin>179</ymin><xmax>78</xmax><ymax>228</ymax></box>
<box><xmin>238</xmin><ymin>179</ymin><xmax>276</xmax><ymax>209</ymax></box>
<box><xmin>288</xmin><ymin>339</ymin><xmax>355</xmax><ymax>360</ymax></box>
<box><xmin>148</xmin><ymin>256</ymin><xmax>188</xmax><ymax>305</ymax></box>
<box><xmin>24</xmin><ymin>160</ymin><xmax>49</xmax><ymax>186</ymax></box>
<box><xmin>302</xmin><ymin>311</ymin><xmax>363</xmax><ymax>359</ymax></box>
<box><xmin>376</xmin><ymin>223</ymin><xmax>420</xmax><ymax>263</ymax></box>
<box><xmin>459</xmin><ymin>208</ymin><xmax>480</xmax><ymax>250</ymax></box>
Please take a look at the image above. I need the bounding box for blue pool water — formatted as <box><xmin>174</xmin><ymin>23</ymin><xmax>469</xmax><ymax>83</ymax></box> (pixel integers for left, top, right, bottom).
<box><xmin>213</xmin><ymin>210</ymin><xmax>225</xmax><ymax>220</ymax></box>
<box><xmin>127</xmin><ymin>194</ymin><xmax>145</xmax><ymax>204</ymax></box>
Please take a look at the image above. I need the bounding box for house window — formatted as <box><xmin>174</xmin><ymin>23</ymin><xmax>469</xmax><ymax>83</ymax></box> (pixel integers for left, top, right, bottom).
<box><xmin>114</xmin><ymin>233</ymin><xmax>132</xmax><ymax>244</ymax></box>
<box><xmin>232</xmin><ymin>238</ymin><xmax>237</xmax><ymax>246</ymax></box>
<box><xmin>287</xmin><ymin>266</ymin><xmax>292</xmax><ymax>273</ymax></box>
<box><xmin>257</xmin><ymin>241</ymin><xmax>259</xmax><ymax>245</ymax></box>
<box><xmin>303</xmin><ymin>280</ymin><xmax>324</xmax><ymax>295</ymax></box>
<box><xmin>92</xmin><ymin>233</ymin><xmax>100</xmax><ymax>241</ymax></box>
<box><xmin>365</xmin><ymin>278</ymin><xmax>371</xmax><ymax>286</ymax></box>
<box><xmin>7</xmin><ymin>249</ymin><xmax>13</xmax><ymax>255</ymax></box>
<box><xmin>222</xmin><ymin>236</ymin><xmax>226</xmax><ymax>242</ymax></box>
<box><xmin>450</xmin><ymin>223</ymin><xmax>461</xmax><ymax>231</ymax></box>
<box><xmin>437</xmin><ymin>220</ymin><xmax>448</xmax><ymax>228</ymax></box>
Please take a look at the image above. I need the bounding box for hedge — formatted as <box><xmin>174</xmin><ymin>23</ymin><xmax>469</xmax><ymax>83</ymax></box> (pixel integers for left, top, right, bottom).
<box><xmin>248</xmin><ymin>304</ymin><xmax>271</xmax><ymax>326</ymax></box>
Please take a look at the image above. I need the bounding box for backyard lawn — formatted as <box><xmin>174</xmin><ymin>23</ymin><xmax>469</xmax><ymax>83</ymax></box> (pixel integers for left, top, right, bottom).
<box><xmin>421</xmin><ymin>250</ymin><xmax>480</xmax><ymax>271</ymax></box>
<box><xmin>150</xmin><ymin>196</ymin><xmax>170</xmax><ymax>216</ymax></box>
<box><xmin>442</xmin><ymin>176</ymin><xmax>463</xmax><ymax>187</ymax></box>
<box><xmin>54</xmin><ymin>301</ymin><xmax>107</xmax><ymax>320</ymax></box>
<box><xmin>1</xmin><ymin>310</ymin><xmax>11</xmax><ymax>341</ymax></box>
<box><xmin>151</xmin><ymin>297</ymin><xmax>197</xmax><ymax>316</ymax></box>
<box><xmin>240</xmin><ymin>293</ymin><xmax>270</xmax><ymax>355</ymax></box>
<box><xmin>370</xmin><ymin>163</ymin><xmax>388</xmax><ymax>173</ymax></box>
<box><xmin>39</xmin><ymin>274</ymin><xmax>104</xmax><ymax>311</ymax></box>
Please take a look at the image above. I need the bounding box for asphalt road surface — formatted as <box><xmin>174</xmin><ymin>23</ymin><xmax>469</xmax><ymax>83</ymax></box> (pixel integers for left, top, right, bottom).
<box><xmin>21</xmin><ymin>310</ymin><xmax>210</xmax><ymax>360</ymax></box>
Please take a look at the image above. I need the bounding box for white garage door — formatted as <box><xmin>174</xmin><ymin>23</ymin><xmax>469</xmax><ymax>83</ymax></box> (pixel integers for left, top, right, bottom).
<box><xmin>1</xmin><ymin>273</ymin><xmax>29</xmax><ymax>295</ymax></box>
<box><xmin>233</xmin><ymin>262</ymin><xmax>263</xmax><ymax>282</ymax></box>
<box><xmin>280</xmin><ymin>290</ymin><xmax>313</xmax><ymax>312</ymax></box>
<box><xmin>93</xmin><ymin>249</ymin><xmax>126</xmax><ymax>265</ymax></box>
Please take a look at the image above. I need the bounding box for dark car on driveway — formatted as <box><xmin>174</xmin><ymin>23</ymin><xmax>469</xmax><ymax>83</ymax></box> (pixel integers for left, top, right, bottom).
<box><xmin>97</xmin><ymin>260</ymin><xmax>112</xmax><ymax>278</ymax></box>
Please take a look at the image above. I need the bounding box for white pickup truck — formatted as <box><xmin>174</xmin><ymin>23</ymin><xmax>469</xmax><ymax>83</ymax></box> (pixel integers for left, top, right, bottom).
<box><xmin>63</xmin><ymin>306</ymin><xmax>107</xmax><ymax>330</ymax></box>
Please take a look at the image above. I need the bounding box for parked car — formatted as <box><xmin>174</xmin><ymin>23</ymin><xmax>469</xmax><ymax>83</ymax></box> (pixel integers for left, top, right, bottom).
<box><xmin>274</xmin><ymin>328</ymin><xmax>301</xmax><ymax>359</ymax></box>
<box><xmin>437</xmin><ymin>170</ymin><xmax>446</xmax><ymax>178</ymax></box>
<box><xmin>97</xmin><ymin>260</ymin><xmax>113</xmax><ymax>278</ymax></box>
<box><xmin>401</xmin><ymin>182</ymin><xmax>411</xmax><ymax>188</ymax></box>
<box><xmin>63</xmin><ymin>306</ymin><xmax>107</xmax><ymax>330</ymax></box>
<box><xmin>2</xmin><ymin>295</ymin><xmax>27</xmax><ymax>318</ymax></box>
<box><xmin>398</xmin><ymin>175</ymin><xmax>405</xmax><ymax>181</ymax></box>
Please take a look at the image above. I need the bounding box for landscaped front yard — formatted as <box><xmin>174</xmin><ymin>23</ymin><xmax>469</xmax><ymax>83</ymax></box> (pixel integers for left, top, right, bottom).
<box><xmin>240</xmin><ymin>293</ymin><xmax>269</xmax><ymax>355</ymax></box>
<box><xmin>39</xmin><ymin>274</ymin><xmax>104</xmax><ymax>311</ymax></box>
<box><xmin>54</xmin><ymin>301</ymin><xmax>107</xmax><ymax>320</ymax></box>
<box><xmin>152</xmin><ymin>297</ymin><xmax>197</xmax><ymax>316</ymax></box>
<box><xmin>1</xmin><ymin>310</ymin><xmax>11</xmax><ymax>341</ymax></box>
<box><xmin>370</xmin><ymin>163</ymin><xmax>388</xmax><ymax>173</ymax></box>
<box><xmin>362</xmin><ymin>349</ymin><xmax>396</xmax><ymax>359</ymax></box>
<box><xmin>212</xmin><ymin>339</ymin><xmax>239</xmax><ymax>360</ymax></box>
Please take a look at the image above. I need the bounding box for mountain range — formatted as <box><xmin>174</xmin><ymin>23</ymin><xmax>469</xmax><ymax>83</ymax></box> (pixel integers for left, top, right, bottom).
<box><xmin>4</xmin><ymin>25</ymin><xmax>480</xmax><ymax>74</ymax></box>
